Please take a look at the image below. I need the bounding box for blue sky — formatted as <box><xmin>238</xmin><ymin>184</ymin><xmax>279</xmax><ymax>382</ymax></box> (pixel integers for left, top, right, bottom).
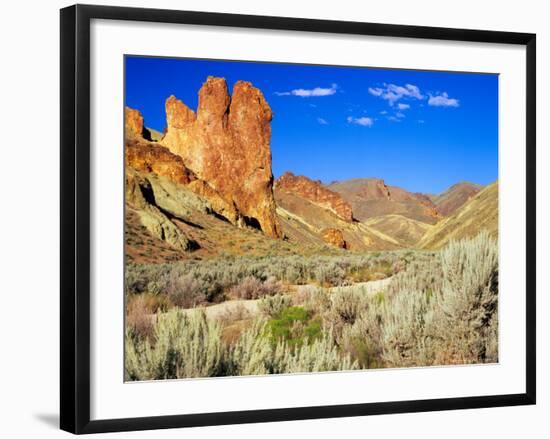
<box><xmin>125</xmin><ymin>56</ymin><xmax>498</xmax><ymax>194</ymax></box>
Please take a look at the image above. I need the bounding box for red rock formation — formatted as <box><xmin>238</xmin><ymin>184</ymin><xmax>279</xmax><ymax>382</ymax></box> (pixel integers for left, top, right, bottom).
<box><xmin>161</xmin><ymin>76</ymin><xmax>281</xmax><ymax>238</ymax></box>
<box><xmin>126</xmin><ymin>138</ymin><xmax>196</xmax><ymax>186</ymax></box>
<box><xmin>275</xmin><ymin>172</ymin><xmax>354</xmax><ymax>222</ymax></box>
<box><xmin>166</xmin><ymin>95</ymin><xmax>196</xmax><ymax>129</ymax></box>
<box><xmin>321</xmin><ymin>228</ymin><xmax>347</xmax><ymax>249</ymax></box>
<box><xmin>125</xmin><ymin>107</ymin><xmax>145</xmax><ymax>139</ymax></box>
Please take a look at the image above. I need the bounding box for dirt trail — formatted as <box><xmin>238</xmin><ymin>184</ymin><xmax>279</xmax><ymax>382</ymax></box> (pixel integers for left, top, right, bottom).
<box><xmin>327</xmin><ymin>277</ymin><xmax>392</xmax><ymax>296</ymax></box>
<box><xmin>185</xmin><ymin>276</ymin><xmax>393</xmax><ymax>320</ymax></box>
<box><xmin>186</xmin><ymin>299</ymin><xmax>260</xmax><ymax>320</ymax></box>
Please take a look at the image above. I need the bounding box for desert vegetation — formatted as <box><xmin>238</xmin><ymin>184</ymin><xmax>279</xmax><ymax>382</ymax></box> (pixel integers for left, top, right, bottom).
<box><xmin>125</xmin><ymin>232</ymin><xmax>498</xmax><ymax>380</ymax></box>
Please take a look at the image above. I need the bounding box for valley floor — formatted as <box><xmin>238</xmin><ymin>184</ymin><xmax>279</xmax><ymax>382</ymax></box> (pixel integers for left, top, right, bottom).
<box><xmin>124</xmin><ymin>232</ymin><xmax>499</xmax><ymax>381</ymax></box>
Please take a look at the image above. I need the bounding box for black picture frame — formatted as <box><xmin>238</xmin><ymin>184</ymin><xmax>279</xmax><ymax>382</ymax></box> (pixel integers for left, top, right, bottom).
<box><xmin>60</xmin><ymin>4</ymin><xmax>536</xmax><ymax>434</ymax></box>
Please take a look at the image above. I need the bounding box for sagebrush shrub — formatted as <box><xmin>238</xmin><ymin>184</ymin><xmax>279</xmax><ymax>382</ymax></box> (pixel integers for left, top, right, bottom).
<box><xmin>227</xmin><ymin>321</ymin><xmax>358</xmax><ymax>375</ymax></box>
<box><xmin>229</xmin><ymin>276</ymin><xmax>282</xmax><ymax>300</ymax></box>
<box><xmin>381</xmin><ymin>231</ymin><xmax>499</xmax><ymax>367</ymax></box>
<box><xmin>431</xmin><ymin>231</ymin><xmax>499</xmax><ymax>364</ymax></box>
<box><xmin>164</xmin><ymin>272</ymin><xmax>206</xmax><ymax>308</ymax></box>
<box><xmin>126</xmin><ymin>294</ymin><xmax>156</xmax><ymax>340</ymax></box>
<box><xmin>125</xmin><ymin>309</ymin><xmax>224</xmax><ymax>380</ymax></box>
<box><xmin>124</xmin><ymin>252</ymin><xmax>407</xmax><ymax>298</ymax></box>
<box><xmin>258</xmin><ymin>294</ymin><xmax>292</xmax><ymax>317</ymax></box>
<box><xmin>125</xmin><ymin>233</ymin><xmax>499</xmax><ymax>378</ymax></box>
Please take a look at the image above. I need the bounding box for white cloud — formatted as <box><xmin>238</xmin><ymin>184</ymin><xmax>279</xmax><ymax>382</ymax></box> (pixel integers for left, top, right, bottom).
<box><xmin>275</xmin><ymin>83</ymin><xmax>338</xmax><ymax>97</ymax></box>
<box><xmin>317</xmin><ymin>117</ymin><xmax>329</xmax><ymax>125</ymax></box>
<box><xmin>388</xmin><ymin>116</ymin><xmax>401</xmax><ymax>122</ymax></box>
<box><xmin>395</xmin><ymin>112</ymin><xmax>406</xmax><ymax>118</ymax></box>
<box><xmin>397</xmin><ymin>103</ymin><xmax>410</xmax><ymax>110</ymax></box>
<box><xmin>368</xmin><ymin>87</ymin><xmax>383</xmax><ymax>97</ymax></box>
<box><xmin>369</xmin><ymin>83</ymin><xmax>424</xmax><ymax>106</ymax></box>
<box><xmin>347</xmin><ymin>116</ymin><xmax>374</xmax><ymax>127</ymax></box>
<box><xmin>428</xmin><ymin>92</ymin><xmax>459</xmax><ymax>107</ymax></box>
<box><xmin>379</xmin><ymin>110</ymin><xmax>388</xmax><ymax>115</ymax></box>
<box><xmin>418</xmin><ymin>119</ymin><xmax>425</xmax><ymax>124</ymax></box>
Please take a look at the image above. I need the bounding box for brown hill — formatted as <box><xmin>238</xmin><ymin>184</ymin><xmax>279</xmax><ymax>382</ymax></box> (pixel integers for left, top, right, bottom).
<box><xmin>417</xmin><ymin>181</ymin><xmax>498</xmax><ymax>249</ymax></box>
<box><xmin>432</xmin><ymin>182</ymin><xmax>482</xmax><ymax>216</ymax></box>
<box><xmin>329</xmin><ymin>178</ymin><xmax>440</xmax><ymax>224</ymax></box>
<box><xmin>275</xmin><ymin>172</ymin><xmax>353</xmax><ymax>222</ymax></box>
<box><xmin>274</xmin><ymin>189</ymin><xmax>400</xmax><ymax>251</ymax></box>
<box><xmin>363</xmin><ymin>214</ymin><xmax>433</xmax><ymax>248</ymax></box>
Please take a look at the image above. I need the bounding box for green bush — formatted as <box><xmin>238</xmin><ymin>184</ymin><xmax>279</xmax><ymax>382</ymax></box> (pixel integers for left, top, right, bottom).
<box><xmin>266</xmin><ymin>306</ymin><xmax>319</xmax><ymax>348</ymax></box>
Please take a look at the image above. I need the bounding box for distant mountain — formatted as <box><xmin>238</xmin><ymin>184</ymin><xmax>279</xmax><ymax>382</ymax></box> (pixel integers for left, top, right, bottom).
<box><xmin>328</xmin><ymin>178</ymin><xmax>441</xmax><ymax>224</ymax></box>
<box><xmin>432</xmin><ymin>182</ymin><xmax>482</xmax><ymax>216</ymax></box>
<box><xmin>417</xmin><ymin>181</ymin><xmax>498</xmax><ymax>249</ymax></box>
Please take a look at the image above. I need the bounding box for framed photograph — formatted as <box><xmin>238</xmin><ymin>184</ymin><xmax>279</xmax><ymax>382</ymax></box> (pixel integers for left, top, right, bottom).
<box><xmin>60</xmin><ymin>4</ymin><xmax>536</xmax><ymax>434</ymax></box>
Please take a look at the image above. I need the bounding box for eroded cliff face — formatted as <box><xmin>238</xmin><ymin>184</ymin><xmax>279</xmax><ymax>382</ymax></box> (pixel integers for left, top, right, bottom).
<box><xmin>275</xmin><ymin>172</ymin><xmax>354</xmax><ymax>223</ymax></box>
<box><xmin>161</xmin><ymin>76</ymin><xmax>281</xmax><ymax>239</ymax></box>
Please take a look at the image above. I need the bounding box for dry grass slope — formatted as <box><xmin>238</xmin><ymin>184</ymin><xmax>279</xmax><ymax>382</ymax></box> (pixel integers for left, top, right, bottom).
<box><xmin>363</xmin><ymin>214</ymin><xmax>433</xmax><ymax>248</ymax></box>
<box><xmin>417</xmin><ymin>181</ymin><xmax>498</xmax><ymax>249</ymax></box>
<box><xmin>432</xmin><ymin>182</ymin><xmax>482</xmax><ymax>216</ymax></box>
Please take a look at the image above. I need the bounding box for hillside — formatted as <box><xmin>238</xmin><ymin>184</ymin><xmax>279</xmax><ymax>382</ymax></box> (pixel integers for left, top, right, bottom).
<box><xmin>432</xmin><ymin>182</ymin><xmax>482</xmax><ymax>216</ymax></box>
<box><xmin>417</xmin><ymin>181</ymin><xmax>498</xmax><ymax>249</ymax></box>
<box><xmin>274</xmin><ymin>189</ymin><xmax>400</xmax><ymax>251</ymax></box>
<box><xmin>329</xmin><ymin>178</ymin><xmax>440</xmax><ymax>224</ymax></box>
<box><xmin>363</xmin><ymin>214</ymin><xmax>433</xmax><ymax>248</ymax></box>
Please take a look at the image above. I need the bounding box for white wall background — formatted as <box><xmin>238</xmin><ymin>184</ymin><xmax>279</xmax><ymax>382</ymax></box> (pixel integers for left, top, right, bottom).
<box><xmin>0</xmin><ymin>0</ymin><xmax>546</xmax><ymax>437</ymax></box>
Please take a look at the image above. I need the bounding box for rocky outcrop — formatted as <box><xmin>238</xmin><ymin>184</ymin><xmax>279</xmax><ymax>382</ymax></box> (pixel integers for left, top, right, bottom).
<box><xmin>275</xmin><ymin>172</ymin><xmax>353</xmax><ymax>222</ymax></box>
<box><xmin>126</xmin><ymin>170</ymin><xmax>198</xmax><ymax>252</ymax></box>
<box><xmin>161</xmin><ymin>77</ymin><xmax>281</xmax><ymax>238</ymax></box>
<box><xmin>125</xmin><ymin>107</ymin><xmax>146</xmax><ymax>139</ymax></box>
<box><xmin>126</xmin><ymin>138</ymin><xmax>196</xmax><ymax>186</ymax></box>
<box><xmin>321</xmin><ymin>228</ymin><xmax>347</xmax><ymax>249</ymax></box>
